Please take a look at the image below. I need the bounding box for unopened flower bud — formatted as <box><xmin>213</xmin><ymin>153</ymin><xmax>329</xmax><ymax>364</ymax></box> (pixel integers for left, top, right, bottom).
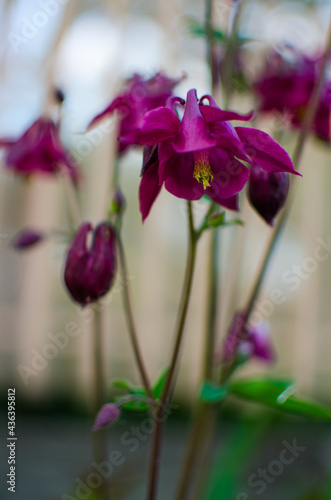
<box><xmin>12</xmin><ymin>229</ymin><xmax>45</xmax><ymax>250</ymax></box>
<box><xmin>54</xmin><ymin>87</ymin><xmax>65</xmax><ymax>104</ymax></box>
<box><xmin>248</xmin><ymin>164</ymin><xmax>289</xmax><ymax>225</ymax></box>
<box><xmin>93</xmin><ymin>403</ymin><xmax>121</xmax><ymax>431</ymax></box>
<box><xmin>64</xmin><ymin>222</ymin><xmax>116</xmax><ymax>306</ymax></box>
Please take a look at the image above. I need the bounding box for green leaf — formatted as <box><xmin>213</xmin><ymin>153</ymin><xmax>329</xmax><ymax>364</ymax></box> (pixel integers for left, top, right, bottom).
<box><xmin>114</xmin><ymin>394</ymin><xmax>149</xmax><ymax>413</ymax></box>
<box><xmin>153</xmin><ymin>368</ymin><xmax>169</xmax><ymax>399</ymax></box>
<box><xmin>229</xmin><ymin>377</ymin><xmax>331</xmax><ymax>420</ymax></box>
<box><xmin>200</xmin><ymin>382</ymin><xmax>229</xmax><ymax>403</ymax></box>
<box><xmin>207</xmin><ymin>212</ymin><xmax>225</xmax><ymax>228</ymax></box>
<box><xmin>229</xmin><ymin>377</ymin><xmax>295</xmax><ymax>403</ymax></box>
<box><xmin>187</xmin><ymin>18</ymin><xmax>225</xmax><ymax>42</ymax></box>
<box><xmin>221</xmin><ymin>218</ymin><xmax>244</xmax><ymax>227</ymax></box>
<box><xmin>113</xmin><ymin>378</ymin><xmax>136</xmax><ymax>393</ymax></box>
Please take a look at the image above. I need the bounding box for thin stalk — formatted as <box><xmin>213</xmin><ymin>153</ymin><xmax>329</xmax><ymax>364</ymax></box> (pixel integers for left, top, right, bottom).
<box><xmin>116</xmin><ymin>230</ymin><xmax>154</xmax><ymax>400</ymax></box>
<box><xmin>205</xmin><ymin>0</ymin><xmax>218</xmax><ymax>96</ymax></box>
<box><xmin>244</xmin><ymin>15</ymin><xmax>331</xmax><ymax>322</ymax></box>
<box><xmin>91</xmin><ymin>307</ymin><xmax>108</xmax><ymax>499</ymax></box>
<box><xmin>174</xmin><ymin>226</ymin><xmax>219</xmax><ymax>500</ymax></box>
<box><xmin>147</xmin><ymin>201</ymin><xmax>197</xmax><ymax>500</ymax></box>
<box><xmin>203</xmin><ymin>229</ymin><xmax>219</xmax><ymax>380</ymax></box>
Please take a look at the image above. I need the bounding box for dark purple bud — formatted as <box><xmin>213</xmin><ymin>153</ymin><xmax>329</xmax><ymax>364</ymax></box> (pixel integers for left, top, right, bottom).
<box><xmin>248</xmin><ymin>164</ymin><xmax>289</xmax><ymax>225</ymax></box>
<box><xmin>64</xmin><ymin>222</ymin><xmax>116</xmax><ymax>306</ymax></box>
<box><xmin>54</xmin><ymin>87</ymin><xmax>65</xmax><ymax>104</ymax></box>
<box><xmin>93</xmin><ymin>403</ymin><xmax>121</xmax><ymax>431</ymax></box>
<box><xmin>111</xmin><ymin>189</ymin><xmax>126</xmax><ymax>215</ymax></box>
<box><xmin>12</xmin><ymin>229</ymin><xmax>45</xmax><ymax>250</ymax></box>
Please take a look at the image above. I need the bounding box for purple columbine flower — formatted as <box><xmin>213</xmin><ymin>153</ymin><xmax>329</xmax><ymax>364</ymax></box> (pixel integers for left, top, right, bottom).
<box><xmin>134</xmin><ymin>88</ymin><xmax>299</xmax><ymax>221</ymax></box>
<box><xmin>89</xmin><ymin>72</ymin><xmax>183</xmax><ymax>154</ymax></box>
<box><xmin>254</xmin><ymin>47</ymin><xmax>331</xmax><ymax>142</ymax></box>
<box><xmin>0</xmin><ymin>117</ymin><xmax>80</xmax><ymax>183</ymax></box>
<box><xmin>64</xmin><ymin>222</ymin><xmax>116</xmax><ymax>306</ymax></box>
<box><xmin>93</xmin><ymin>403</ymin><xmax>121</xmax><ymax>431</ymax></box>
<box><xmin>11</xmin><ymin>229</ymin><xmax>45</xmax><ymax>250</ymax></box>
<box><xmin>248</xmin><ymin>164</ymin><xmax>289</xmax><ymax>225</ymax></box>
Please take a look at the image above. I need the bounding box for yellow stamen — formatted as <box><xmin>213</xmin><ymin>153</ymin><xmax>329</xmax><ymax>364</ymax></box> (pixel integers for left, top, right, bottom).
<box><xmin>193</xmin><ymin>150</ymin><xmax>213</xmax><ymax>189</ymax></box>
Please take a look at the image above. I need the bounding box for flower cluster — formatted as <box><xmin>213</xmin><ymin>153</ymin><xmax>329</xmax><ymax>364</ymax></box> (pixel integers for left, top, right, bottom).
<box><xmin>3</xmin><ymin>71</ymin><xmax>301</xmax><ymax>304</ymax></box>
<box><xmin>254</xmin><ymin>48</ymin><xmax>331</xmax><ymax>142</ymax></box>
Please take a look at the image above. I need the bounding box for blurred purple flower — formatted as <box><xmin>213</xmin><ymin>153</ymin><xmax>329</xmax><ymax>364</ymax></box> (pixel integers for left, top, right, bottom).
<box><xmin>89</xmin><ymin>72</ymin><xmax>183</xmax><ymax>154</ymax></box>
<box><xmin>64</xmin><ymin>222</ymin><xmax>116</xmax><ymax>306</ymax></box>
<box><xmin>135</xmin><ymin>89</ymin><xmax>299</xmax><ymax>221</ymax></box>
<box><xmin>0</xmin><ymin>117</ymin><xmax>80</xmax><ymax>183</ymax></box>
<box><xmin>239</xmin><ymin>321</ymin><xmax>275</xmax><ymax>363</ymax></box>
<box><xmin>248</xmin><ymin>164</ymin><xmax>289</xmax><ymax>225</ymax></box>
<box><xmin>93</xmin><ymin>403</ymin><xmax>121</xmax><ymax>431</ymax></box>
<box><xmin>254</xmin><ymin>48</ymin><xmax>331</xmax><ymax>142</ymax></box>
<box><xmin>222</xmin><ymin>312</ymin><xmax>275</xmax><ymax>364</ymax></box>
<box><xmin>12</xmin><ymin>229</ymin><xmax>45</xmax><ymax>250</ymax></box>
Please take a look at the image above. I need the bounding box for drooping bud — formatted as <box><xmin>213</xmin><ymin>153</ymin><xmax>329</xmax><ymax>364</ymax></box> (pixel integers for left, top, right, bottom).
<box><xmin>93</xmin><ymin>403</ymin><xmax>121</xmax><ymax>431</ymax></box>
<box><xmin>54</xmin><ymin>87</ymin><xmax>65</xmax><ymax>104</ymax></box>
<box><xmin>64</xmin><ymin>222</ymin><xmax>116</xmax><ymax>306</ymax></box>
<box><xmin>111</xmin><ymin>189</ymin><xmax>126</xmax><ymax>216</ymax></box>
<box><xmin>248</xmin><ymin>164</ymin><xmax>289</xmax><ymax>225</ymax></box>
<box><xmin>12</xmin><ymin>229</ymin><xmax>45</xmax><ymax>250</ymax></box>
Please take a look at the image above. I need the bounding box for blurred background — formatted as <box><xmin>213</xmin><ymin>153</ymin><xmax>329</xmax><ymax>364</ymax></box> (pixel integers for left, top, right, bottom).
<box><xmin>0</xmin><ymin>0</ymin><xmax>331</xmax><ymax>499</ymax></box>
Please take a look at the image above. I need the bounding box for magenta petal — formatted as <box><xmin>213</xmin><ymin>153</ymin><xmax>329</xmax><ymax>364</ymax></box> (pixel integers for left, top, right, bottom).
<box><xmin>171</xmin><ymin>89</ymin><xmax>217</xmax><ymax>153</ymax></box>
<box><xmin>139</xmin><ymin>160</ymin><xmax>163</xmax><ymax>221</ymax></box>
<box><xmin>235</xmin><ymin>127</ymin><xmax>300</xmax><ymax>175</ymax></box>
<box><xmin>209</xmin><ymin>149</ymin><xmax>250</xmax><ymax>199</ymax></box>
<box><xmin>249</xmin><ymin>322</ymin><xmax>275</xmax><ymax>362</ymax></box>
<box><xmin>200</xmin><ymin>104</ymin><xmax>254</xmax><ymax>124</ymax></box>
<box><xmin>93</xmin><ymin>403</ymin><xmax>121</xmax><ymax>430</ymax></box>
<box><xmin>0</xmin><ymin>138</ymin><xmax>15</xmax><ymax>147</ymax></box>
<box><xmin>88</xmin><ymin>96</ymin><xmax>130</xmax><ymax>129</ymax></box>
<box><xmin>141</xmin><ymin>144</ymin><xmax>159</xmax><ymax>175</ymax></box>
<box><xmin>209</xmin><ymin>121</ymin><xmax>251</xmax><ymax>162</ymax></box>
<box><xmin>163</xmin><ymin>151</ymin><xmax>204</xmax><ymax>200</ymax></box>
<box><xmin>134</xmin><ymin>107</ymin><xmax>180</xmax><ymax>145</ymax></box>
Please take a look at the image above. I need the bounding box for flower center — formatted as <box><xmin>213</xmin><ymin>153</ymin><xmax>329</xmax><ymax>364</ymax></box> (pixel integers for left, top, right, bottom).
<box><xmin>193</xmin><ymin>150</ymin><xmax>213</xmax><ymax>189</ymax></box>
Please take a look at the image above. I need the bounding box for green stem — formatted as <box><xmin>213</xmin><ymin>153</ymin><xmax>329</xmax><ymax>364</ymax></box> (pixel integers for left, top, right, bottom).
<box><xmin>116</xmin><ymin>230</ymin><xmax>154</xmax><ymax>400</ymax></box>
<box><xmin>203</xmin><ymin>229</ymin><xmax>219</xmax><ymax>380</ymax></box>
<box><xmin>91</xmin><ymin>307</ymin><xmax>108</xmax><ymax>499</ymax></box>
<box><xmin>147</xmin><ymin>201</ymin><xmax>197</xmax><ymax>500</ymax></box>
